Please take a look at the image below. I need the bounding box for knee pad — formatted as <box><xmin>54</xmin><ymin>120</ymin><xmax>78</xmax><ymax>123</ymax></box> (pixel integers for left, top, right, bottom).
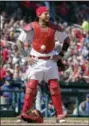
<box><xmin>26</xmin><ymin>80</ymin><xmax>38</xmax><ymax>96</ymax></box>
<box><xmin>48</xmin><ymin>79</ymin><xmax>60</xmax><ymax>95</ymax></box>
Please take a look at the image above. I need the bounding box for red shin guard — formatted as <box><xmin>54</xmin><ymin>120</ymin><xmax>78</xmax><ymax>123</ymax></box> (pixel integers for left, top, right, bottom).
<box><xmin>51</xmin><ymin>94</ymin><xmax>63</xmax><ymax>115</ymax></box>
<box><xmin>22</xmin><ymin>80</ymin><xmax>38</xmax><ymax>114</ymax></box>
<box><xmin>48</xmin><ymin>79</ymin><xmax>63</xmax><ymax>116</ymax></box>
<box><xmin>22</xmin><ymin>95</ymin><xmax>34</xmax><ymax>113</ymax></box>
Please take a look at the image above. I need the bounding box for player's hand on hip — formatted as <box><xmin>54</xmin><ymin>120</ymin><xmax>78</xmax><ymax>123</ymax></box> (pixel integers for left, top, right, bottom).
<box><xmin>26</xmin><ymin>57</ymin><xmax>37</xmax><ymax>65</ymax></box>
<box><xmin>52</xmin><ymin>55</ymin><xmax>61</xmax><ymax>62</ymax></box>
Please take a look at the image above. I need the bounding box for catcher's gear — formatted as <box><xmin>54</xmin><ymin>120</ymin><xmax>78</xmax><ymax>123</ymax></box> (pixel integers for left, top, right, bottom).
<box><xmin>57</xmin><ymin>59</ymin><xmax>66</xmax><ymax>71</ymax></box>
<box><xmin>57</xmin><ymin>37</ymin><xmax>70</xmax><ymax>71</ymax></box>
<box><xmin>48</xmin><ymin>79</ymin><xmax>63</xmax><ymax>116</ymax></box>
<box><xmin>22</xmin><ymin>80</ymin><xmax>38</xmax><ymax>113</ymax></box>
<box><xmin>21</xmin><ymin>109</ymin><xmax>43</xmax><ymax>123</ymax></box>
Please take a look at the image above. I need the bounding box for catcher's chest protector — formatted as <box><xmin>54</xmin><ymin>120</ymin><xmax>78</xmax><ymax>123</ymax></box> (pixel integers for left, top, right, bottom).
<box><xmin>32</xmin><ymin>22</ymin><xmax>56</xmax><ymax>53</ymax></box>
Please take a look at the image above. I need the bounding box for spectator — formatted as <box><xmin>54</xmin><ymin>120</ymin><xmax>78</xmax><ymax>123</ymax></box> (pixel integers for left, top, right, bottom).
<box><xmin>0</xmin><ymin>11</ymin><xmax>7</xmax><ymax>30</ymax></box>
<box><xmin>82</xmin><ymin>60</ymin><xmax>89</xmax><ymax>83</ymax></box>
<box><xmin>56</xmin><ymin>2</ymin><xmax>70</xmax><ymax>22</ymax></box>
<box><xmin>1</xmin><ymin>78</ymin><xmax>13</xmax><ymax>105</ymax></box>
<box><xmin>0</xmin><ymin>65</ymin><xmax>7</xmax><ymax>81</ymax></box>
<box><xmin>73</xmin><ymin>94</ymin><xmax>89</xmax><ymax>116</ymax></box>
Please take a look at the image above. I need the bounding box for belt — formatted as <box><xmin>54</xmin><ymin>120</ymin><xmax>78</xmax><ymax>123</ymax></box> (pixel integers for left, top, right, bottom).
<box><xmin>30</xmin><ymin>55</ymin><xmax>52</xmax><ymax>60</ymax></box>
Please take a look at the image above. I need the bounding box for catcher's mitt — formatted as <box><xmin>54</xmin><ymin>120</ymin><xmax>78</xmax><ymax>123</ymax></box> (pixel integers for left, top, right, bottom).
<box><xmin>21</xmin><ymin>109</ymin><xmax>43</xmax><ymax>123</ymax></box>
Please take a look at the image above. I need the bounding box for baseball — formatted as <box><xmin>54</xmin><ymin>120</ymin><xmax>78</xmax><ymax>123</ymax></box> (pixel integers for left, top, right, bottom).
<box><xmin>41</xmin><ymin>45</ymin><xmax>46</xmax><ymax>51</ymax></box>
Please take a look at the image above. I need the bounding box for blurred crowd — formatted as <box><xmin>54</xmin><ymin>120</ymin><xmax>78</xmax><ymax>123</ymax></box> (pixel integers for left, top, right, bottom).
<box><xmin>0</xmin><ymin>1</ymin><xmax>89</xmax><ymax>116</ymax></box>
<box><xmin>59</xmin><ymin>22</ymin><xmax>89</xmax><ymax>83</ymax></box>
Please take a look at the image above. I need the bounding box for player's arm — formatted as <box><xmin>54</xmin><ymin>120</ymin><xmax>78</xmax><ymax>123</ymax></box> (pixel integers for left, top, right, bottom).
<box><xmin>50</xmin><ymin>22</ymin><xmax>64</xmax><ymax>32</ymax></box>
<box><xmin>17</xmin><ymin>24</ymin><xmax>37</xmax><ymax>64</ymax></box>
<box><xmin>54</xmin><ymin>31</ymin><xmax>70</xmax><ymax>60</ymax></box>
<box><xmin>16</xmin><ymin>30</ymin><xmax>28</xmax><ymax>52</ymax></box>
<box><xmin>54</xmin><ymin>31</ymin><xmax>70</xmax><ymax>70</ymax></box>
<box><xmin>17</xmin><ymin>40</ymin><xmax>24</xmax><ymax>51</ymax></box>
<box><xmin>59</xmin><ymin>36</ymin><xmax>70</xmax><ymax>57</ymax></box>
<box><xmin>16</xmin><ymin>23</ymin><xmax>33</xmax><ymax>52</ymax></box>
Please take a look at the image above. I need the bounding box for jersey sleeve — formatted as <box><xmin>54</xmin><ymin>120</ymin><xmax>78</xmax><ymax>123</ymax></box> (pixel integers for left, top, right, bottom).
<box><xmin>18</xmin><ymin>26</ymin><xmax>34</xmax><ymax>44</ymax></box>
<box><xmin>55</xmin><ymin>31</ymin><xmax>68</xmax><ymax>43</ymax></box>
<box><xmin>18</xmin><ymin>30</ymin><xmax>28</xmax><ymax>43</ymax></box>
